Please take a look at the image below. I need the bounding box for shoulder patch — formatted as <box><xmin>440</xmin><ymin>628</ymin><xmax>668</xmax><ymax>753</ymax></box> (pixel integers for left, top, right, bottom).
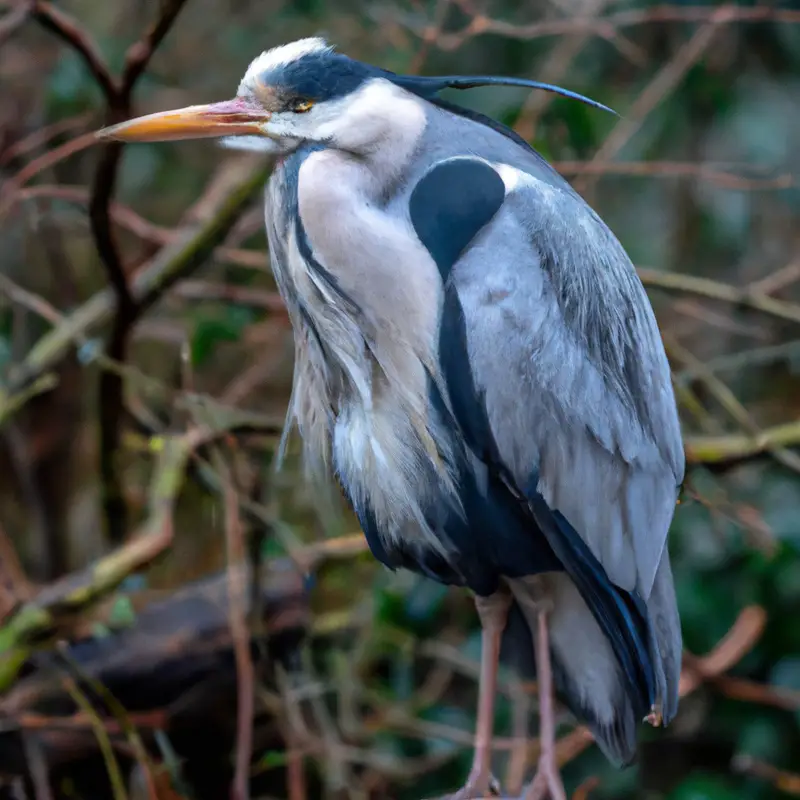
<box><xmin>409</xmin><ymin>157</ymin><xmax>505</xmax><ymax>281</ymax></box>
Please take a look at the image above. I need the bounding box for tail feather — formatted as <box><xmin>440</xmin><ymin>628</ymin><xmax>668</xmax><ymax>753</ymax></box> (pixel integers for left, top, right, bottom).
<box><xmin>501</xmin><ymin>599</ymin><xmax>638</xmax><ymax>765</ymax></box>
<box><xmin>501</xmin><ymin>564</ymin><xmax>680</xmax><ymax>767</ymax></box>
<box><xmin>525</xmin><ymin>492</ymin><xmax>656</xmax><ymax>717</ymax></box>
<box><xmin>645</xmin><ymin>552</ymin><xmax>682</xmax><ymax>724</ymax></box>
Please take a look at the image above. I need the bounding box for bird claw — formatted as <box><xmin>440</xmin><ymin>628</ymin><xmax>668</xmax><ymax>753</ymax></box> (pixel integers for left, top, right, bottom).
<box><xmin>439</xmin><ymin>771</ymin><xmax>502</xmax><ymax>799</ymax></box>
<box><xmin>644</xmin><ymin>703</ymin><xmax>663</xmax><ymax>727</ymax></box>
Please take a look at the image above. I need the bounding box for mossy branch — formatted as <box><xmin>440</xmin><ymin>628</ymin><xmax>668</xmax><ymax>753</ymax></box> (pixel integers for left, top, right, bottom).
<box><xmin>0</xmin><ymin>423</ymin><xmax>217</xmax><ymax>690</ymax></box>
<box><xmin>639</xmin><ymin>267</ymin><xmax>800</xmax><ymax>325</ymax></box>
<box><xmin>685</xmin><ymin>420</ymin><xmax>800</xmax><ymax>464</ymax></box>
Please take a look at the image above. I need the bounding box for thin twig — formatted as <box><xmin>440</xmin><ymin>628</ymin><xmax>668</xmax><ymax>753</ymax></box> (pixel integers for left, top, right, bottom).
<box><xmin>215</xmin><ymin>451</ymin><xmax>255</xmax><ymax>800</ymax></box>
<box><xmin>0</xmin><ymin>131</ymin><xmax>100</xmax><ymax>217</ymax></box>
<box><xmin>29</xmin><ymin>1</ymin><xmax>118</xmax><ymax>104</ymax></box>
<box><xmin>571</xmin><ymin>777</ymin><xmax>600</xmax><ymax>800</ymax></box>
<box><xmin>638</xmin><ymin>267</ymin><xmax>800</xmax><ymax>325</ymax></box>
<box><xmin>667</xmin><ymin>336</ymin><xmax>800</xmax><ymax>473</ymax></box>
<box><xmin>0</xmin><ymin>113</ymin><xmax>93</xmax><ymax>167</ymax></box>
<box><xmin>61</xmin><ymin>675</ymin><xmax>128</xmax><ymax>800</ymax></box>
<box><xmin>732</xmin><ymin>754</ymin><xmax>800</xmax><ymax>795</ymax></box>
<box><xmin>0</xmin><ymin>157</ymin><xmax>271</xmax><ymax>420</ymax></box>
<box><xmin>18</xmin><ymin>184</ymin><xmax>271</xmax><ymax>270</ymax></box>
<box><xmin>574</xmin><ymin>5</ymin><xmax>736</xmax><ymax>195</ymax></box>
<box><xmin>87</xmin><ymin>0</ymin><xmax>190</xmax><ymax>545</ymax></box>
<box><xmin>421</xmin><ymin>4</ymin><xmax>800</xmax><ymax>51</ymax></box>
<box><xmin>554</xmin><ymin>160</ymin><xmax>793</xmax><ymax>191</ymax></box>
<box><xmin>57</xmin><ymin>644</ymin><xmax>159</xmax><ymax>800</ymax></box>
<box><xmin>674</xmin><ymin>340</ymin><xmax>800</xmax><ymax>385</ymax></box>
<box><xmin>0</xmin><ymin>0</ymin><xmax>31</xmax><ymax>46</ymax></box>
<box><xmin>685</xmin><ymin>421</ymin><xmax>800</xmax><ymax>464</ymax></box>
<box><xmin>21</xmin><ymin>731</ymin><xmax>54</xmax><ymax>800</ymax></box>
<box><xmin>745</xmin><ymin>256</ymin><xmax>800</xmax><ymax>296</ymax></box>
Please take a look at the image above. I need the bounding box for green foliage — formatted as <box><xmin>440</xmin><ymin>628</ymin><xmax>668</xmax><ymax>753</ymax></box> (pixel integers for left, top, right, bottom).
<box><xmin>190</xmin><ymin>306</ymin><xmax>257</xmax><ymax>366</ymax></box>
<box><xmin>46</xmin><ymin>51</ymin><xmax>102</xmax><ymax>115</ymax></box>
<box><xmin>667</xmin><ymin>774</ymin><xmax>741</xmax><ymax>800</ymax></box>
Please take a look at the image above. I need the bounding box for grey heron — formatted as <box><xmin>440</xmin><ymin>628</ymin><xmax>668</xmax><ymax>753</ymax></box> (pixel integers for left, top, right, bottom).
<box><xmin>98</xmin><ymin>37</ymin><xmax>684</xmax><ymax>800</ymax></box>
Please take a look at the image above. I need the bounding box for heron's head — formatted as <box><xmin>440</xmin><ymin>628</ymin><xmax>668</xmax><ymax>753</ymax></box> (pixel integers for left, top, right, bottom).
<box><xmin>97</xmin><ymin>38</ymin><xmax>405</xmax><ymax>155</ymax></box>
<box><xmin>97</xmin><ymin>37</ymin><xmax>615</xmax><ymax>155</ymax></box>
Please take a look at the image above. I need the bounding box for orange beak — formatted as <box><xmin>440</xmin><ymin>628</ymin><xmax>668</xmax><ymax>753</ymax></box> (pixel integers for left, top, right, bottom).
<box><xmin>96</xmin><ymin>98</ymin><xmax>270</xmax><ymax>143</ymax></box>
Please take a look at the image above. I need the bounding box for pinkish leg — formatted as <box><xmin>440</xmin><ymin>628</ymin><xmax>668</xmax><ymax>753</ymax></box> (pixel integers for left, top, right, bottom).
<box><xmin>442</xmin><ymin>591</ymin><xmax>512</xmax><ymax>800</ymax></box>
<box><xmin>522</xmin><ymin>611</ymin><xmax>566</xmax><ymax>800</ymax></box>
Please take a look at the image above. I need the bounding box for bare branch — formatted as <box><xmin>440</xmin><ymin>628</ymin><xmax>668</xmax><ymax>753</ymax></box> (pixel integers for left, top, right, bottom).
<box><xmin>0</xmin><ymin>0</ymin><xmax>31</xmax><ymax>48</ymax></box>
<box><xmin>120</xmin><ymin>0</ymin><xmax>190</xmax><ymax>94</ymax></box>
<box><xmin>638</xmin><ymin>267</ymin><xmax>800</xmax><ymax>326</ymax></box>
<box><xmin>215</xmin><ymin>452</ymin><xmax>255</xmax><ymax>800</ymax></box>
<box><xmin>29</xmin><ymin>0</ymin><xmax>192</xmax><ymax>546</ymax></box>
<box><xmin>0</xmin><ymin>113</ymin><xmax>94</xmax><ymax>167</ymax></box>
<box><xmin>417</xmin><ymin>4</ymin><xmax>800</xmax><ymax>51</ymax></box>
<box><xmin>554</xmin><ymin>160</ymin><xmax>794</xmax><ymax>191</ymax></box>
<box><xmin>30</xmin><ymin>1</ymin><xmax>118</xmax><ymax>105</ymax></box>
<box><xmin>0</xmin><ymin>156</ymin><xmax>272</xmax><ymax>411</ymax></box>
<box><xmin>573</xmin><ymin>5</ymin><xmax>735</xmax><ymax>195</ymax></box>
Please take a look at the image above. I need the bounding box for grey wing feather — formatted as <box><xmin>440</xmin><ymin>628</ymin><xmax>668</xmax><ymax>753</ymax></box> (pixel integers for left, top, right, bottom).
<box><xmin>452</xmin><ymin>169</ymin><xmax>684</xmax><ymax>599</ymax></box>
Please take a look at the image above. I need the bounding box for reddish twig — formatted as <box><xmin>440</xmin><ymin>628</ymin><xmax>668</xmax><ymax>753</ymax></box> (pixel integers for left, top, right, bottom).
<box><xmin>0</xmin><ymin>0</ymin><xmax>32</xmax><ymax>48</ymax></box>
<box><xmin>554</xmin><ymin>161</ymin><xmax>794</xmax><ymax>191</ymax></box>
<box><xmin>29</xmin><ymin>1</ymin><xmax>117</xmax><ymax>105</ymax></box>
<box><xmin>0</xmin><ymin>131</ymin><xmax>99</xmax><ymax>217</ymax></box>
<box><xmin>120</xmin><ymin>0</ymin><xmax>189</xmax><ymax>92</ymax></box>
<box><xmin>18</xmin><ymin>185</ymin><xmax>271</xmax><ymax>270</ymax></box>
<box><xmin>571</xmin><ymin>776</ymin><xmax>600</xmax><ymax>800</ymax></box>
<box><xmin>218</xmin><ymin>455</ymin><xmax>255</xmax><ymax>800</ymax></box>
<box><xmin>14</xmin><ymin>710</ymin><xmax>168</xmax><ymax>733</ymax></box>
<box><xmin>0</xmin><ymin>113</ymin><xmax>94</xmax><ymax>167</ymax></box>
<box><xmin>710</xmin><ymin>674</ymin><xmax>800</xmax><ymax>712</ymax></box>
<box><xmin>573</xmin><ymin>5</ymin><xmax>736</xmax><ymax>195</ymax></box>
<box><xmin>0</xmin><ymin>519</ymin><xmax>31</xmax><ymax>620</ymax></box>
<box><xmin>746</xmin><ymin>257</ymin><xmax>800</xmax><ymax>296</ymax></box>
<box><xmin>424</xmin><ymin>4</ymin><xmax>800</xmax><ymax>51</ymax></box>
<box><xmin>407</xmin><ymin>0</ymin><xmax>453</xmax><ymax>74</ymax></box>
<box><xmin>174</xmin><ymin>282</ymin><xmax>284</xmax><ymax>312</ymax></box>
<box><xmin>732</xmin><ymin>755</ymin><xmax>800</xmax><ymax>796</ymax></box>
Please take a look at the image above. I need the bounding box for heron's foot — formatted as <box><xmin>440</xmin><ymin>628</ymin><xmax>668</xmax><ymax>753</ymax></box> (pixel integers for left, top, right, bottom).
<box><xmin>440</xmin><ymin>769</ymin><xmax>502</xmax><ymax>799</ymax></box>
<box><xmin>519</xmin><ymin>756</ymin><xmax>567</xmax><ymax>800</ymax></box>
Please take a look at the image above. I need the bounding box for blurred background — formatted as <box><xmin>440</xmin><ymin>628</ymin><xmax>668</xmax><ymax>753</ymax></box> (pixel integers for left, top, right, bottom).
<box><xmin>0</xmin><ymin>0</ymin><xmax>799</xmax><ymax>798</ymax></box>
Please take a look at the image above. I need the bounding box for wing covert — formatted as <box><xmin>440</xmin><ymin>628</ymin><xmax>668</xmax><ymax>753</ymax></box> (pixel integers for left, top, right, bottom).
<box><xmin>440</xmin><ymin>164</ymin><xmax>684</xmax><ymax>601</ymax></box>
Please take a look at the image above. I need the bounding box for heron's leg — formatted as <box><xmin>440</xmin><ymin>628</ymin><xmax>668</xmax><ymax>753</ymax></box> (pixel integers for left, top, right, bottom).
<box><xmin>520</xmin><ymin>610</ymin><xmax>566</xmax><ymax>800</ymax></box>
<box><xmin>443</xmin><ymin>589</ymin><xmax>512</xmax><ymax>800</ymax></box>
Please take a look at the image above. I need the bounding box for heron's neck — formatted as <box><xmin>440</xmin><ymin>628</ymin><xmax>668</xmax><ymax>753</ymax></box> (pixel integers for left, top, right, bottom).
<box><xmin>312</xmin><ymin>79</ymin><xmax>428</xmax><ymax>200</ymax></box>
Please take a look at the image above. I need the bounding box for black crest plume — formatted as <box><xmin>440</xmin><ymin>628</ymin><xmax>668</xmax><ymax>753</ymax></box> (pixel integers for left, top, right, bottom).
<box><xmin>389</xmin><ymin>74</ymin><xmax>618</xmax><ymax>116</ymax></box>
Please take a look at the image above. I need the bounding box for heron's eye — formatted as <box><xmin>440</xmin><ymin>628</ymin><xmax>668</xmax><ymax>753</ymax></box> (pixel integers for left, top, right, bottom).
<box><xmin>292</xmin><ymin>99</ymin><xmax>314</xmax><ymax>113</ymax></box>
